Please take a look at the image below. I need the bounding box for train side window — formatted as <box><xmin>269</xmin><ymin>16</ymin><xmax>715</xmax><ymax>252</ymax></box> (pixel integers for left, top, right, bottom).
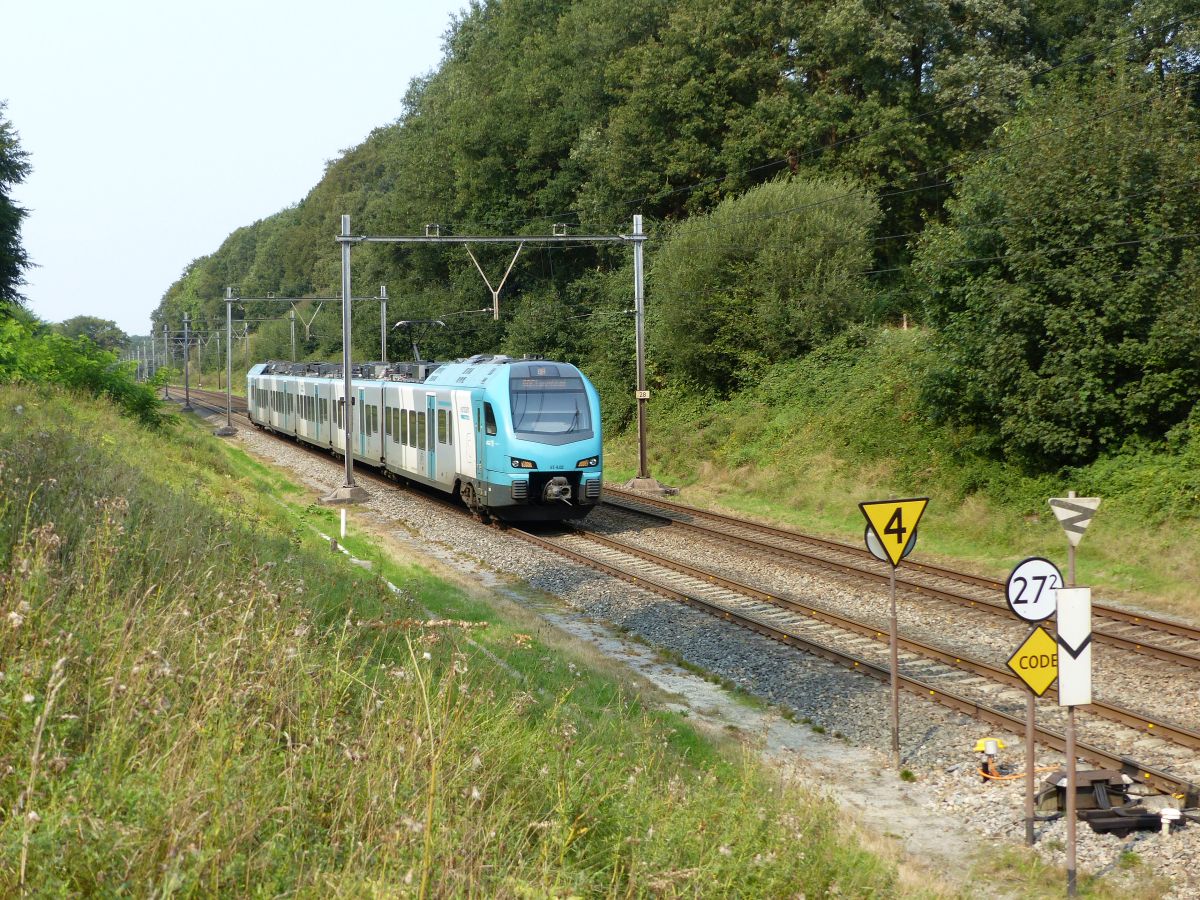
<box><xmin>371</xmin><ymin>406</ymin><xmax>379</xmax><ymax>436</ymax></box>
<box><xmin>437</xmin><ymin>409</ymin><xmax>447</xmax><ymax>444</ymax></box>
<box><xmin>385</xmin><ymin>407</ymin><xmax>392</xmax><ymax>437</ymax></box>
<box><xmin>400</xmin><ymin>409</ymin><xmax>408</xmax><ymax>445</ymax></box>
<box><xmin>408</xmin><ymin>410</ymin><xmax>416</xmax><ymax>447</ymax></box>
<box><xmin>447</xmin><ymin>411</ymin><xmax>453</xmax><ymax>445</ymax></box>
<box><xmin>484</xmin><ymin>402</ymin><xmax>497</xmax><ymax>436</ymax></box>
<box><xmin>417</xmin><ymin>412</ymin><xmax>426</xmax><ymax>450</ymax></box>
<box><xmin>394</xmin><ymin>409</ymin><xmax>400</xmax><ymax>443</ymax></box>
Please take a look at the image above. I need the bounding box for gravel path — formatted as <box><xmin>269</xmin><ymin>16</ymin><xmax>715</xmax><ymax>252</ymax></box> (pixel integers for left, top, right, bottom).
<box><xmin>199</xmin><ymin>406</ymin><xmax>1200</xmax><ymax>895</ymax></box>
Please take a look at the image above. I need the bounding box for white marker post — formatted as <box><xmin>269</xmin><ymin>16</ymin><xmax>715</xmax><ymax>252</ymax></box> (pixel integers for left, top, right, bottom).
<box><xmin>1057</xmin><ymin>586</ymin><xmax>1093</xmax><ymax>897</ymax></box>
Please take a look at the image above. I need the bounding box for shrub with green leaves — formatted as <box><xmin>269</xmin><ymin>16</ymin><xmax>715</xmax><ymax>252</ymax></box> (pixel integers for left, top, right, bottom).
<box><xmin>650</xmin><ymin>175</ymin><xmax>880</xmax><ymax>394</ymax></box>
<box><xmin>0</xmin><ymin>316</ymin><xmax>165</xmax><ymax>428</ymax></box>
<box><xmin>916</xmin><ymin>70</ymin><xmax>1200</xmax><ymax>468</ymax></box>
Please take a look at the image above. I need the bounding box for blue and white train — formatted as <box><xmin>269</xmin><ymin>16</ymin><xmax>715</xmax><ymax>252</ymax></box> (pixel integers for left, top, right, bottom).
<box><xmin>246</xmin><ymin>355</ymin><xmax>603</xmax><ymax>521</ymax></box>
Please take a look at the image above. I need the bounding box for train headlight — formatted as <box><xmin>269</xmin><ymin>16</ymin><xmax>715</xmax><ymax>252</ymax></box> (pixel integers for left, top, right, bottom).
<box><xmin>511</xmin><ymin>457</ymin><xmax>538</xmax><ymax>469</ymax></box>
<box><xmin>576</xmin><ymin>456</ymin><xmax>599</xmax><ymax>468</ymax></box>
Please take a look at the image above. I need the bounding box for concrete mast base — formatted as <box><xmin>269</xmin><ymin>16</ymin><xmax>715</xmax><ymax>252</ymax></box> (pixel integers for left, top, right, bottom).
<box><xmin>320</xmin><ymin>484</ymin><xmax>369</xmax><ymax>505</ymax></box>
<box><xmin>622</xmin><ymin>477</ymin><xmax>678</xmax><ymax>496</ymax></box>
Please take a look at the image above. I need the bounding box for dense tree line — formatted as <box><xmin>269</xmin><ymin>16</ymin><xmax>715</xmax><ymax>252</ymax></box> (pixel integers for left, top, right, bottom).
<box><xmin>153</xmin><ymin>0</ymin><xmax>1200</xmax><ymax>468</ymax></box>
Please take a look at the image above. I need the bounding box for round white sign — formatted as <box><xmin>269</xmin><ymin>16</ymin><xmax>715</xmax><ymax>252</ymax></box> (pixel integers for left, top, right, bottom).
<box><xmin>1005</xmin><ymin>557</ymin><xmax>1063</xmax><ymax>622</ymax></box>
<box><xmin>865</xmin><ymin>526</ymin><xmax>916</xmax><ymax>563</ymax></box>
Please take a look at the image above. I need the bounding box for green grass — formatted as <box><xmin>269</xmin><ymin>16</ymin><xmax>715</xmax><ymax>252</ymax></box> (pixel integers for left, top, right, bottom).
<box><xmin>606</xmin><ymin>326</ymin><xmax>1200</xmax><ymax>619</ymax></box>
<box><xmin>0</xmin><ymin>386</ymin><xmax>902</xmax><ymax>896</ymax></box>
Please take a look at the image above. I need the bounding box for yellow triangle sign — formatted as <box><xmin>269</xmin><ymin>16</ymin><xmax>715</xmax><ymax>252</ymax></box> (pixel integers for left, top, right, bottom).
<box><xmin>860</xmin><ymin>498</ymin><xmax>929</xmax><ymax>567</ymax></box>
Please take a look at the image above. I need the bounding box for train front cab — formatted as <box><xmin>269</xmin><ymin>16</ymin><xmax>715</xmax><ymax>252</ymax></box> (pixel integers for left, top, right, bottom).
<box><xmin>472</xmin><ymin>363</ymin><xmax>602</xmax><ymax>521</ymax></box>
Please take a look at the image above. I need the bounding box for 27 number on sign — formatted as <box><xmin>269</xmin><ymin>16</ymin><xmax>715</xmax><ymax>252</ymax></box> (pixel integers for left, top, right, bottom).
<box><xmin>1004</xmin><ymin>557</ymin><xmax>1063</xmax><ymax>623</ymax></box>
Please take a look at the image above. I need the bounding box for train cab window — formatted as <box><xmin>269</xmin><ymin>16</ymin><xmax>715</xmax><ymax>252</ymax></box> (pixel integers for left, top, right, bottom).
<box><xmin>417</xmin><ymin>412</ymin><xmax>426</xmax><ymax>450</ymax></box>
<box><xmin>437</xmin><ymin>410</ymin><xmax>447</xmax><ymax>444</ymax></box>
<box><xmin>484</xmin><ymin>402</ymin><xmax>497</xmax><ymax>436</ymax></box>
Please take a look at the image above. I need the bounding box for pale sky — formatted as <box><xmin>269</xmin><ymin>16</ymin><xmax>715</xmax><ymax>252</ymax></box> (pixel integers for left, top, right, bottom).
<box><xmin>2</xmin><ymin>0</ymin><xmax>465</xmax><ymax>336</ymax></box>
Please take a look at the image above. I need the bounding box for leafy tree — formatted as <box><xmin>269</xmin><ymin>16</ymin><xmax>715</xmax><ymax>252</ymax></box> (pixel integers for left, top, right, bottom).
<box><xmin>916</xmin><ymin>70</ymin><xmax>1200</xmax><ymax>467</ymax></box>
<box><xmin>0</xmin><ymin>315</ymin><xmax>166</xmax><ymax>427</ymax></box>
<box><xmin>0</xmin><ymin>101</ymin><xmax>31</xmax><ymax>308</ymax></box>
<box><xmin>53</xmin><ymin>316</ymin><xmax>129</xmax><ymax>351</ymax></box>
<box><xmin>650</xmin><ymin>175</ymin><xmax>880</xmax><ymax>394</ymax></box>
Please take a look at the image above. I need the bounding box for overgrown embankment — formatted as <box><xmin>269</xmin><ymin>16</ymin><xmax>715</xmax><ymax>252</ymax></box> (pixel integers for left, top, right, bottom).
<box><xmin>0</xmin><ymin>387</ymin><xmax>898</xmax><ymax>895</ymax></box>
<box><xmin>607</xmin><ymin>326</ymin><xmax>1200</xmax><ymax>614</ymax></box>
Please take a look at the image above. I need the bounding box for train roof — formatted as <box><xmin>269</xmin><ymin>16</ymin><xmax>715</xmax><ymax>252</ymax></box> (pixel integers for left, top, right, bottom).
<box><xmin>252</xmin><ymin>355</ymin><xmax>576</xmax><ymax>386</ymax></box>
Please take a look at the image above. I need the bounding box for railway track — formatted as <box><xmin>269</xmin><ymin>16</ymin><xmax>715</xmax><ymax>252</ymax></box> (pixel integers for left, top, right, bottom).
<box><xmin>601</xmin><ymin>487</ymin><xmax>1200</xmax><ymax>670</ymax></box>
<box><xmin>175</xmin><ymin>388</ymin><xmax>1200</xmax><ymax>801</ymax></box>
<box><xmin>508</xmin><ymin>525</ymin><xmax>1200</xmax><ymax>803</ymax></box>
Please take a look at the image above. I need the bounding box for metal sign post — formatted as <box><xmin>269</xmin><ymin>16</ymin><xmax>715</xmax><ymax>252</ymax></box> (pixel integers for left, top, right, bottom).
<box><xmin>380</xmin><ymin>284</ymin><xmax>388</xmax><ymax>362</ymax></box>
<box><xmin>321</xmin><ymin>216</ymin><xmax>368</xmax><ymax>505</ymax></box>
<box><xmin>632</xmin><ymin>214</ymin><xmax>649</xmax><ymax>480</ymax></box>
<box><xmin>213</xmin><ymin>290</ymin><xmax>238</xmax><ymax>437</ymax></box>
<box><xmin>162</xmin><ymin>323</ymin><xmax>170</xmax><ymax>399</ymax></box>
<box><xmin>1048</xmin><ymin>489</ymin><xmax>1098</xmax><ymax>897</ymax></box>
<box><xmin>1057</xmin><ymin>587</ymin><xmax>1093</xmax><ymax>897</ymax></box>
<box><xmin>860</xmin><ymin>497</ymin><xmax>929</xmax><ymax>768</ymax></box>
<box><xmin>1004</xmin><ymin>555</ymin><xmax>1063</xmax><ymax>847</ymax></box>
<box><xmin>182</xmin><ymin>313</ymin><xmax>193</xmax><ymax>412</ymax></box>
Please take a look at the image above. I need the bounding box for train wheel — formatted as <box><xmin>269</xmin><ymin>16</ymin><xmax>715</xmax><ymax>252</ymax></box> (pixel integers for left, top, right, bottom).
<box><xmin>461</xmin><ymin>482</ymin><xmax>484</xmax><ymax>517</ymax></box>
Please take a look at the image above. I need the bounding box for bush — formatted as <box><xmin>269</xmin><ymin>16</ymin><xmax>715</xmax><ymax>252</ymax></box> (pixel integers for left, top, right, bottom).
<box><xmin>650</xmin><ymin>174</ymin><xmax>880</xmax><ymax>394</ymax></box>
<box><xmin>0</xmin><ymin>315</ymin><xmax>166</xmax><ymax>428</ymax></box>
<box><xmin>916</xmin><ymin>70</ymin><xmax>1200</xmax><ymax>468</ymax></box>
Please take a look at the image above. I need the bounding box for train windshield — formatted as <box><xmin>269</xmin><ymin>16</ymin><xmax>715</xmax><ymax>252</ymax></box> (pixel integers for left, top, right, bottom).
<box><xmin>509</xmin><ymin>368</ymin><xmax>593</xmax><ymax>444</ymax></box>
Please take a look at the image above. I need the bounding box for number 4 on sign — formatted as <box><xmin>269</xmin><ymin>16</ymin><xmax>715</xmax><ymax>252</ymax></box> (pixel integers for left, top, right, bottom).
<box><xmin>860</xmin><ymin>498</ymin><xmax>929</xmax><ymax>567</ymax></box>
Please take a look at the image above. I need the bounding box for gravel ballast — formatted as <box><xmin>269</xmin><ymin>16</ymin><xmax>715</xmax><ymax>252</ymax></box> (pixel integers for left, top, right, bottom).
<box><xmin>201</xmin><ymin>405</ymin><xmax>1200</xmax><ymax>896</ymax></box>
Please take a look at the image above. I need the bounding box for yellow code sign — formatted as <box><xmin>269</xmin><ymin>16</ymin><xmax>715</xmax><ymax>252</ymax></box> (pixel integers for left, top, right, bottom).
<box><xmin>1006</xmin><ymin>626</ymin><xmax>1058</xmax><ymax>697</ymax></box>
<box><xmin>859</xmin><ymin>498</ymin><xmax>928</xmax><ymax>567</ymax></box>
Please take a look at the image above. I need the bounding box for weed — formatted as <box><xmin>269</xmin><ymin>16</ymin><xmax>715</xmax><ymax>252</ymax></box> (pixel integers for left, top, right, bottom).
<box><xmin>899</xmin><ymin>769</ymin><xmax>916</xmax><ymax>782</ymax></box>
<box><xmin>0</xmin><ymin>389</ymin><xmax>900</xmax><ymax>896</ymax></box>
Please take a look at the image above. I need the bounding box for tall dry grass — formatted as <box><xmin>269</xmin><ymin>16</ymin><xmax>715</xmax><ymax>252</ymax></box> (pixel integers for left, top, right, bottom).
<box><xmin>0</xmin><ymin>388</ymin><xmax>898</xmax><ymax>896</ymax></box>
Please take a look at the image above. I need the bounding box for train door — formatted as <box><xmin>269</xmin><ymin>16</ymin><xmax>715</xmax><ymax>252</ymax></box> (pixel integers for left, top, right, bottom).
<box><xmin>332</xmin><ymin>382</ymin><xmax>347</xmax><ymax>456</ymax></box>
<box><xmin>474</xmin><ymin>400</ymin><xmax>486</xmax><ymax>478</ymax></box>
<box><xmin>425</xmin><ymin>393</ymin><xmax>436</xmax><ymax>479</ymax></box>
<box><xmin>453</xmin><ymin>389</ymin><xmax>475</xmax><ymax>478</ymax></box>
